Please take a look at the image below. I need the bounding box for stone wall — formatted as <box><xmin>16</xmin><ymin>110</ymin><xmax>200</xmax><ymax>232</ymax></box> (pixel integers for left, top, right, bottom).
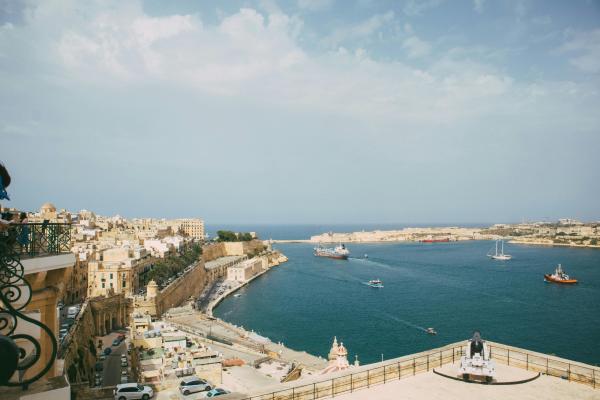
<box><xmin>155</xmin><ymin>261</ymin><xmax>207</xmax><ymax>314</ymax></box>
<box><xmin>202</xmin><ymin>240</ymin><xmax>266</xmax><ymax>262</ymax></box>
<box><xmin>60</xmin><ymin>302</ymin><xmax>97</xmax><ymax>386</ymax></box>
<box><xmin>132</xmin><ymin>261</ymin><xmax>207</xmax><ymax>318</ymax></box>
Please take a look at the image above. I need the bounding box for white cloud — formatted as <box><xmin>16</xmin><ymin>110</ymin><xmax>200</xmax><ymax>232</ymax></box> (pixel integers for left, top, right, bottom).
<box><xmin>1</xmin><ymin>0</ymin><xmax>598</xmax><ymax>128</ymax></box>
<box><xmin>402</xmin><ymin>36</ymin><xmax>431</xmax><ymax>59</ymax></box>
<box><xmin>322</xmin><ymin>11</ymin><xmax>394</xmax><ymax>47</ymax></box>
<box><xmin>560</xmin><ymin>29</ymin><xmax>600</xmax><ymax>74</ymax></box>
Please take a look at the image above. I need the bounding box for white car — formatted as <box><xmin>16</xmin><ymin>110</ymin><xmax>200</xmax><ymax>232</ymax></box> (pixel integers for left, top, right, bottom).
<box><xmin>179</xmin><ymin>376</ymin><xmax>212</xmax><ymax>395</ymax></box>
<box><xmin>113</xmin><ymin>383</ymin><xmax>153</xmax><ymax>400</ymax></box>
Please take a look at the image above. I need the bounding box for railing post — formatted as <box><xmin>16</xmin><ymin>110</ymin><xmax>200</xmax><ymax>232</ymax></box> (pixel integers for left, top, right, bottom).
<box><xmin>367</xmin><ymin>370</ymin><xmax>370</xmax><ymax>388</ymax></box>
<box><xmin>313</xmin><ymin>383</ymin><xmax>316</xmax><ymax>399</ymax></box>
<box><xmin>332</xmin><ymin>377</ymin><xmax>334</xmax><ymax>396</ymax></box>
<box><xmin>593</xmin><ymin>369</ymin><xmax>595</xmax><ymax>389</ymax></box>
<box><xmin>292</xmin><ymin>387</ymin><xmax>295</xmax><ymax>400</ymax></box>
<box><xmin>350</xmin><ymin>373</ymin><xmax>353</xmax><ymax>392</ymax></box>
<box><xmin>526</xmin><ymin>354</ymin><xmax>529</xmax><ymax>370</ymax></box>
<box><xmin>440</xmin><ymin>351</ymin><xmax>442</xmax><ymax>367</ymax></box>
<box><xmin>413</xmin><ymin>359</ymin><xmax>416</xmax><ymax>375</ymax></box>
<box><xmin>453</xmin><ymin>348</ymin><xmax>455</xmax><ymax>363</ymax></box>
<box><xmin>427</xmin><ymin>355</ymin><xmax>429</xmax><ymax>371</ymax></box>
<box><xmin>508</xmin><ymin>349</ymin><xmax>510</xmax><ymax>366</ymax></box>
<box><xmin>398</xmin><ymin>362</ymin><xmax>401</xmax><ymax>380</ymax></box>
<box><xmin>568</xmin><ymin>364</ymin><xmax>571</xmax><ymax>381</ymax></box>
<box><xmin>384</xmin><ymin>365</ymin><xmax>386</xmax><ymax>383</ymax></box>
<box><xmin>546</xmin><ymin>358</ymin><xmax>549</xmax><ymax>375</ymax></box>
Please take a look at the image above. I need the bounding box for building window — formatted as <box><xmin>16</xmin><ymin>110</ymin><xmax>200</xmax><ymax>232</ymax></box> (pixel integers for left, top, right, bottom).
<box><xmin>102</xmin><ymin>283</ymin><xmax>105</xmax><ymax>288</ymax></box>
<box><xmin>110</xmin><ymin>282</ymin><xmax>113</xmax><ymax>288</ymax></box>
<box><xmin>110</xmin><ymin>273</ymin><xmax>113</xmax><ymax>279</ymax></box>
<box><xmin>122</xmin><ymin>280</ymin><xmax>126</xmax><ymax>288</ymax></box>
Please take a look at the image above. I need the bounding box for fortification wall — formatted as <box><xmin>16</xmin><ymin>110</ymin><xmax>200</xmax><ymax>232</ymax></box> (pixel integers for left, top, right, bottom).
<box><xmin>156</xmin><ymin>261</ymin><xmax>207</xmax><ymax>314</ymax></box>
<box><xmin>60</xmin><ymin>302</ymin><xmax>96</xmax><ymax>385</ymax></box>
<box><xmin>202</xmin><ymin>240</ymin><xmax>266</xmax><ymax>262</ymax></box>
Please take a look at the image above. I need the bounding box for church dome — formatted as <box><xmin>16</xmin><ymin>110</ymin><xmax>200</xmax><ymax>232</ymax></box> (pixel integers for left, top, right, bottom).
<box><xmin>40</xmin><ymin>202</ymin><xmax>57</xmax><ymax>213</ymax></box>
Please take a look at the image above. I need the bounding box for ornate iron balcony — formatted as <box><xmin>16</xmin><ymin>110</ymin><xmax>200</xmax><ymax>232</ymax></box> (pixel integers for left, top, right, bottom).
<box><xmin>4</xmin><ymin>223</ymin><xmax>71</xmax><ymax>258</ymax></box>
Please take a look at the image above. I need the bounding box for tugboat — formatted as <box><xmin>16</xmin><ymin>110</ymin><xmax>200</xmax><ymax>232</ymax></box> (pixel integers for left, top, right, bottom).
<box><xmin>426</xmin><ymin>328</ymin><xmax>437</xmax><ymax>335</ymax></box>
<box><xmin>544</xmin><ymin>264</ymin><xmax>578</xmax><ymax>284</ymax></box>
<box><xmin>366</xmin><ymin>279</ymin><xmax>383</xmax><ymax>288</ymax></box>
<box><xmin>314</xmin><ymin>243</ymin><xmax>350</xmax><ymax>260</ymax></box>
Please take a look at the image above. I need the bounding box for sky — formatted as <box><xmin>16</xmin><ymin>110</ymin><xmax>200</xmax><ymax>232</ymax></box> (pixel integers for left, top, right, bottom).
<box><xmin>1</xmin><ymin>0</ymin><xmax>599</xmax><ymax>224</ymax></box>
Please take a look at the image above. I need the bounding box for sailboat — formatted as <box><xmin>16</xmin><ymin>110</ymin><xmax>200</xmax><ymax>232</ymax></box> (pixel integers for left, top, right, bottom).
<box><xmin>488</xmin><ymin>240</ymin><xmax>512</xmax><ymax>260</ymax></box>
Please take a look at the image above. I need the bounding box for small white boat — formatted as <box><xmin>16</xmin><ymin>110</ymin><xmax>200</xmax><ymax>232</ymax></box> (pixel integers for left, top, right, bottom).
<box><xmin>364</xmin><ymin>254</ymin><xmax>368</xmax><ymax>259</ymax></box>
<box><xmin>426</xmin><ymin>327</ymin><xmax>437</xmax><ymax>335</ymax></box>
<box><xmin>233</xmin><ymin>294</ymin><xmax>242</xmax><ymax>298</ymax></box>
<box><xmin>366</xmin><ymin>279</ymin><xmax>383</xmax><ymax>288</ymax></box>
<box><xmin>488</xmin><ymin>240</ymin><xmax>512</xmax><ymax>260</ymax></box>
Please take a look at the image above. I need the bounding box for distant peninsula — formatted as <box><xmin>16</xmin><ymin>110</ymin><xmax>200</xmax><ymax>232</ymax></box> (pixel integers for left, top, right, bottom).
<box><xmin>271</xmin><ymin>219</ymin><xmax>600</xmax><ymax>249</ymax></box>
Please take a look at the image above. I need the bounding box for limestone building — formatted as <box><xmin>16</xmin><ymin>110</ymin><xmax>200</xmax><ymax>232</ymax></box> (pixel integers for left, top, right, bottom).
<box><xmin>87</xmin><ymin>246</ymin><xmax>153</xmax><ymax>297</ymax></box>
<box><xmin>177</xmin><ymin>218</ymin><xmax>205</xmax><ymax>240</ymax></box>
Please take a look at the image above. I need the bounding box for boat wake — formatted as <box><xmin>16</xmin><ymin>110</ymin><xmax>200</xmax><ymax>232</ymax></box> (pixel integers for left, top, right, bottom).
<box><xmin>380</xmin><ymin>312</ymin><xmax>429</xmax><ymax>334</ymax></box>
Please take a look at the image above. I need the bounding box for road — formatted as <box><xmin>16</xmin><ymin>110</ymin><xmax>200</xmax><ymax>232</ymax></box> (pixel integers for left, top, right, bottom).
<box><xmin>103</xmin><ymin>340</ymin><xmax>126</xmax><ymax>386</ymax></box>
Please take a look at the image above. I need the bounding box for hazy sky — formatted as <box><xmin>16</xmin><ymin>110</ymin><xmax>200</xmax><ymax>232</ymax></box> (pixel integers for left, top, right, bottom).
<box><xmin>1</xmin><ymin>0</ymin><xmax>599</xmax><ymax>224</ymax></box>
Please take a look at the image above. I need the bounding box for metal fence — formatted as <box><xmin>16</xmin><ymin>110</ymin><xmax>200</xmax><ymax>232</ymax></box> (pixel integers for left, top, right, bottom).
<box><xmin>240</xmin><ymin>342</ymin><xmax>599</xmax><ymax>400</ymax></box>
<box><xmin>243</xmin><ymin>345</ymin><xmax>467</xmax><ymax>400</ymax></box>
<box><xmin>488</xmin><ymin>344</ymin><xmax>598</xmax><ymax>389</ymax></box>
<box><xmin>3</xmin><ymin>222</ymin><xmax>71</xmax><ymax>257</ymax></box>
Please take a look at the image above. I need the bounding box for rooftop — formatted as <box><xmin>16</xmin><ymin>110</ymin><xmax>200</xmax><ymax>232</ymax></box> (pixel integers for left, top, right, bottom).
<box><xmin>333</xmin><ymin>364</ymin><xmax>599</xmax><ymax>400</ymax></box>
<box><xmin>205</xmin><ymin>255</ymin><xmax>245</xmax><ymax>270</ymax></box>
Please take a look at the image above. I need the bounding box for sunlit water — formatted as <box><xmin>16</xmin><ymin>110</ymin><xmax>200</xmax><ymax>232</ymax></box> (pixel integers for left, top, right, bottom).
<box><xmin>214</xmin><ymin>240</ymin><xmax>600</xmax><ymax>365</ymax></box>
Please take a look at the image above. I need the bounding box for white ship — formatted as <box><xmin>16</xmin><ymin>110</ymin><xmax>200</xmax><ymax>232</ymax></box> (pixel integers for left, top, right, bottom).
<box><xmin>488</xmin><ymin>240</ymin><xmax>512</xmax><ymax>260</ymax></box>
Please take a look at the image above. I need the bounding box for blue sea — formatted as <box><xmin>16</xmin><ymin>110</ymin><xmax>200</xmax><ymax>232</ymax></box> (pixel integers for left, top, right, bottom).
<box><xmin>210</xmin><ymin>225</ymin><xmax>600</xmax><ymax>366</ymax></box>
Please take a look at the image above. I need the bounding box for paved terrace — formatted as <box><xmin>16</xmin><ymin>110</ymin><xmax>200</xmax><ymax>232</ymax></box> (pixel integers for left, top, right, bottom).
<box><xmin>230</xmin><ymin>340</ymin><xmax>599</xmax><ymax>400</ymax></box>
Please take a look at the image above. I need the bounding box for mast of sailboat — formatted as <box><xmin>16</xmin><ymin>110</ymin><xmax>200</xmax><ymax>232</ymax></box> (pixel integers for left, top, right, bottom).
<box><xmin>501</xmin><ymin>240</ymin><xmax>504</xmax><ymax>256</ymax></box>
<box><xmin>495</xmin><ymin>240</ymin><xmax>499</xmax><ymax>256</ymax></box>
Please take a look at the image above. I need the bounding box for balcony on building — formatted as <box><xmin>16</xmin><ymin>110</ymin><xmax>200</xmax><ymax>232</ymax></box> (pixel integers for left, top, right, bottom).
<box><xmin>1</xmin><ymin>222</ymin><xmax>75</xmax><ymax>400</ymax></box>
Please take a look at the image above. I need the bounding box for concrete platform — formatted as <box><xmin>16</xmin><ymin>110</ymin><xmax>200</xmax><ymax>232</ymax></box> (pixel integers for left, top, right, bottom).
<box><xmin>435</xmin><ymin>361</ymin><xmax>540</xmax><ymax>384</ymax></box>
<box><xmin>333</xmin><ymin>363</ymin><xmax>600</xmax><ymax>400</ymax></box>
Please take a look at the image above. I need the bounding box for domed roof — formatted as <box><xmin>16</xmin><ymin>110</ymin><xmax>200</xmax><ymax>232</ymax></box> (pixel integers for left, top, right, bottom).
<box><xmin>40</xmin><ymin>202</ymin><xmax>56</xmax><ymax>212</ymax></box>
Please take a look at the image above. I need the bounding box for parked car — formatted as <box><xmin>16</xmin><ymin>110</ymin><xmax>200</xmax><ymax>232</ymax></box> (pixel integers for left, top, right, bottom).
<box><xmin>104</xmin><ymin>347</ymin><xmax>112</xmax><ymax>355</ymax></box>
<box><xmin>113</xmin><ymin>339</ymin><xmax>121</xmax><ymax>346</ymax></box>
<box><xmin>179</xmin><ymin>376</ymin><xmax>212</xmax><ymax>395</ymax></box>
<box><xmin>113</xmin><ymin>383</ymin><xmax>153</xmax><ymax>400</ymax></box>
<box><xmin>206</xmin><ymin>388</ymin><xmax>229</xmax><ymax>397</ymax></box>
<box><xmin>95</xmin><ymin>376</ymin><xmax>102</xmax><ymax>386</ymax></box>
<box><xmin>120</xmin><ymin>375</ymin><xmax>128</xmax><ymax>384</ymax></box>
<box><xmin>99</xmin><ymin>354</ymin><xmax>106</xmax><ymax>361</ymax></box>
<box><xmin>121</xmin><ymin>354</ymin><xmax>127</xmax><ymax>362</ymax></box>
<box><xmin>66</xmin><ymin>306</ymin><xmax>79</xmax><ymax>319</ymax></box>
<box><xmin>121</xmin><ymin>359</ymin><xmax>128</xmax><ymax>367</ymax></box>
<box><xmin>95</xmin><ymin>362</ymin><xmax>104</xmax><ymax>372</ymax></box>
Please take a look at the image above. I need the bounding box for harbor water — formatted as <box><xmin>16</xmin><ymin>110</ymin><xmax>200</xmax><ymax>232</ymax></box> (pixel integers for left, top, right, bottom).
<box><xmin>213</xmin><ymin>234</ymin><xmax>600</xmax><ymax>366</ymax></box>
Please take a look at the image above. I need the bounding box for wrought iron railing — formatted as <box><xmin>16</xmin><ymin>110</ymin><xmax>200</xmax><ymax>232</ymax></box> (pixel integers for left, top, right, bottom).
<box><xmin>0</xmin><ymin>233</ymin><xmax>59</xmax><ymax>388</ymax></box>
<box><xmin>3</xmin><ymin>223</ymin><xmax>71</xmax><ymax>258</ymax></box>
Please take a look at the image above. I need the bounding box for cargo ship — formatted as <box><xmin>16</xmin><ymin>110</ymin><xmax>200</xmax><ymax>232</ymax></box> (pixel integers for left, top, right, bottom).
<box><xmin>314</xmin><ymin>243</ymin><xmax>349</xmax><ymax>260</ymax></box>
<box><xmin>420</xmin><ymin>238</ymin><xmax>450</xmax><ymax>243</ymax></box>
<box><xmin>544</xmin><ymin>264</ymin><xmax>578</xmax><ymax>284</ymax></box>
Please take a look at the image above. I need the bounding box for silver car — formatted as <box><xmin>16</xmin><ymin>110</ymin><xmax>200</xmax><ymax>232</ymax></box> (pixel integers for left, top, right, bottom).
<box><xmin>179</xmin><ymin>376</ymin><xmax>212</xmax><ymax>396</ymax></box>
